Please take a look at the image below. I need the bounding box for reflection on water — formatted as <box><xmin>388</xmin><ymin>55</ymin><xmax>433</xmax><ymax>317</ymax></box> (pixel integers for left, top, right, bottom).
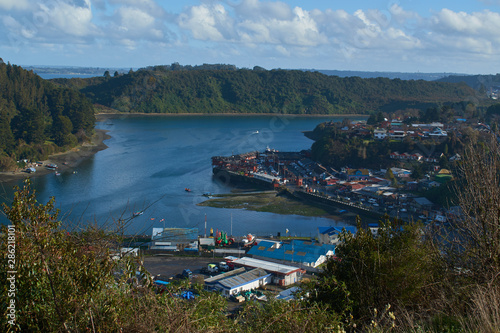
<box><xmin>0</xmin><ymin>115</ymin><xmax>361</xmax><ymax>236</ymax></box>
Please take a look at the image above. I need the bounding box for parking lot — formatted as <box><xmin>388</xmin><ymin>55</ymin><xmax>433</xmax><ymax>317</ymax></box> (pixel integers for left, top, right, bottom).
<box><xmin>143</xmin><ymin>255</ymin><xmax>221</xmax><ymax>279</ymax></box>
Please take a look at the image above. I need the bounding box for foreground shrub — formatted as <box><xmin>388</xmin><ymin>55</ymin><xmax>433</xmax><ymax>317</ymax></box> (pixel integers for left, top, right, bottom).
<box><xmin>306</xmin><ymin>217</ymin><xmax>445</xmax><ymax>326</ymax></box>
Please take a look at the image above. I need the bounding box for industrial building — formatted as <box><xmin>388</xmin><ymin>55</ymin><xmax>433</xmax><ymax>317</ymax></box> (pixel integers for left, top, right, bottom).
<box><xmin>205</xmin><ymin>268</ymin><xmax>272</xmax><ymax>297</ymax></box>
<box><xmin>247</xmin><ymin>240</ymin><xmax>336</xmax><ymax>268</ymax></box>
<box><xmin>231</xmin><ymin>257</ymin><xmax>304</xmax><ymax>286</ymax></box>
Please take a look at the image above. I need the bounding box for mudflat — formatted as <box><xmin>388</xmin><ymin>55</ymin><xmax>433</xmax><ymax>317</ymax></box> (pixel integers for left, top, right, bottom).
<box><xmin>0</xmin><ymin>129</ymin><xmax>110</xmax><ymax>184</ymax></box>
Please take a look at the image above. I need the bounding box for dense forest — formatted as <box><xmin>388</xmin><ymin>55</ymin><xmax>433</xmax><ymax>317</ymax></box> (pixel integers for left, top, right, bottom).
<box><xmin>0</xmin><ymin>59</ymin><xmax>95</xmax><ymax>170</ymax></box>
<box><xmin>52</xmin><ymin>64</ymin><xmax>479</xmax><ymax>115</ymax></box>
<box><xmin>437</xmin><ymin>73</ymin><xmax>500</xmax><ymax>92</ymax></box>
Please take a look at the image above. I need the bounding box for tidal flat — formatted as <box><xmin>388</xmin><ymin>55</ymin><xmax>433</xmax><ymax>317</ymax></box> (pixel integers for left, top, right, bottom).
<box><xmin>197</xmin><ymin>191</ymin><xmax>335</xmax><ymax>217</ymax></box>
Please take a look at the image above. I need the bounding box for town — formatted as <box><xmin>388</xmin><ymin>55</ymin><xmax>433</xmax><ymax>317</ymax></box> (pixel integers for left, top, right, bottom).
<box><xmin>210</xmin><ymin>115</ymin><xmax>493</xmax><ymax>226</ymax></box>
<box><xmin>129</xmin><ymin>115</ymin><xmax>495</xmax><ymax>303</ymax></box>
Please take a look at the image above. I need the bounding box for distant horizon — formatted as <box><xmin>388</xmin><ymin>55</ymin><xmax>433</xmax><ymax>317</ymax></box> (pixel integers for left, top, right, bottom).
<box><xmin>19</xmin><ymin>63</ymin><xmax>474</xmax><ymax>77</ymax></box>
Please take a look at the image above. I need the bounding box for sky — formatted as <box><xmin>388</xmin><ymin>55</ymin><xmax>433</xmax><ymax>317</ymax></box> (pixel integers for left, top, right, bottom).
<box><xmin>1</xmin><ymin>0</ymin><xmax>500</xmax><ymax>74</ymax></box>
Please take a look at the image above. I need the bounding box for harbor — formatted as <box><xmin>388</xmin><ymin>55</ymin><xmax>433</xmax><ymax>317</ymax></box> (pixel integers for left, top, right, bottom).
<box><xmin>208</xmin><ymin>147</ymin><xmax>449</xmax><ymax>226</ymax></box>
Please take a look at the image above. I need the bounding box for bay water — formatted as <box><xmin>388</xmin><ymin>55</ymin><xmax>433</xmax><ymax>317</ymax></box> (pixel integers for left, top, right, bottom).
<box><xmin>0</xmin><ymin>115</ymin><xmax>360</xmax><ymax>238</ymax></box>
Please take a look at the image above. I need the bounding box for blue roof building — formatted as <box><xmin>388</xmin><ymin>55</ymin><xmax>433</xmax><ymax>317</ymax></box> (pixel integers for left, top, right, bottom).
<box><xmin>317</xmin><ymin>226</ymin><xmax>357</xmax><ymax>245</ymax></box>
<box><xmin>247</xmin><ymin>239</ymin><xmax>336</xmax><ymax>268</ymax></box>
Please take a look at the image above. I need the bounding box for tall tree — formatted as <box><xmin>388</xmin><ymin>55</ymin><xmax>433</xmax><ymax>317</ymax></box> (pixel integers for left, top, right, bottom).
<box><xmin>451</xmin><ymin>134</ymin><xmax>500</xmax><ymax>283</ymax></box>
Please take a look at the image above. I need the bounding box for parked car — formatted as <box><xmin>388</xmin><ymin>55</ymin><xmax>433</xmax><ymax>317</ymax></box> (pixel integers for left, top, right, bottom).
<box><xmin>218</xmin><ymin>262</ymin><xmax>230</xmax><ymax>272</ymax></box>
<box><xmin>181</xmin><ymin>269</ymin><xmax>192</xmax><ymax>278</ymax></box>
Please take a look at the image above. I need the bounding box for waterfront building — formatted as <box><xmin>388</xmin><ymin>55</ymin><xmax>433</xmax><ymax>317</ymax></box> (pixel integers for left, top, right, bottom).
<box><xmin>231</xmin><ymin>257</ymin><xmax>304</xmax><ymax>286</ymax></box>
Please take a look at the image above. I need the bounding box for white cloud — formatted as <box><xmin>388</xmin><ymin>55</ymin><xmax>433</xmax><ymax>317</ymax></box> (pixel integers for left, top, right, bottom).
<box><xmin>233</xmin><ymin>0</ymin><xmax>292</xmax><ymax>20</ymax></box>
<box><xmin>178</xmin><ymin>4</ymin><xmax>234</xmax><ymax>41</ymax></box>
<box><xmin>432</xmin><ymin>9</ymin><xmax>500</xmax><ymax>36</ymax></box>
<box><xmin>117</xmin><ymin>7</ymin><xmax>155</xmax><ymax>32</ymax></box>
<box><xmin>109</xmin><ymin>0</ymin><xmax>166</xmax><ymax>18</ymax></box>
<box><xmin>41</xmin><ymin>0</ymin><xmax>96</xmax><ymax>37</ymax></box>
<box><xmin>1</xmin><ymin>0</ymin><xmax>500</xmax><ymax>73</ymax></box>
<box><xmin>0</xmin><ymin>0</ymin><xmax>29</xmax><ymax>10</ymax></box>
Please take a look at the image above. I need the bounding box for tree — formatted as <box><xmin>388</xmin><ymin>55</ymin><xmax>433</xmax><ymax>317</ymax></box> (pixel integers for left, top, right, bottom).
<box><xmin>411</xmin><ymin>164</ymin><xmax>424</xmax><ymax>180</ymax></box>
<box><xmin>385</xmin><ymin>168</ymin><xmax>398</xmax><ymax>186</ymax></box>
<box><xmin>51</xmin><ymin>114</ymin><xmax>75</xmax><ymax>146</ymax></box>
<box><xmin>450</xmin><ymin>134</ymin><xmax>500</xmax><ymax>283</ymax></box>
<box><xmin>439</xmin><ymin>154</ymin><xmax>449</xmax><ymax>169</ymax></box>
<box><xmin>376</xmin><ymin>111</ymin><xmax>384</xmax><ymax>123</ymax></box>
<box><xmin>103</xmin><ymin>70</ymin><xmax>110</xmax><ymax>78</ymax></box>
<box><xmin>0</xmin><ymin>180</ymin><xmax>147</xmax><ymax>331</ymax></box>
<box><xmin>10</xmin><ymin>108</ymin><xmax>46</xmax><ymax>144</ymax></box>
<box><xmin>367</xmin><ymin>113</ymin><xmax>377</xmax><ymax>125</ymax></box>
<box><xmin>307</xmin><ymin>217</ymin><xmax>444</xmax><ymax>323</ymax></box>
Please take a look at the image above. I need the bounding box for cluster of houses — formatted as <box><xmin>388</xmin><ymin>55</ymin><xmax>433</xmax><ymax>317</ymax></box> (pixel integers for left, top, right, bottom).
<box><xmin>338</xmin><ymin>120</ymin><xmax>451</xmax><ymax>141</ymax></box>
<box><xmin>372</xmin><ymin>123</ymin><xmax>449</xmax><ymax>140</ymax></box>
<box><xmin>390</xmin><ymin>151</ymin><xmax>461</xmax><ymax>164</ymax></box>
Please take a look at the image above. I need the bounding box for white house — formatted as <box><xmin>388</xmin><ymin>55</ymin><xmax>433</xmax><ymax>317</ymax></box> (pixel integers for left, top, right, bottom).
<box><xmin>373</xmin><ymin>128</ymin><xmax>387</xmax><ymax>140</ymax></box>
<box><xmin>429</xmin><ymin>127</ymin><xmax>448</xmax><ymax>137</ymax></box>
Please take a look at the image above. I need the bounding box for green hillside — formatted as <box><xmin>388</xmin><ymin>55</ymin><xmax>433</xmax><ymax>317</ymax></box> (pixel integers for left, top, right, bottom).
<box><xmin>52</xmin><ymin>65</ymin><xmax>480</xmax><ymax>115</ymax></box>
<box><xmin>437</xmin><ymin>73</ymin><xmax>500</xmax><ymax>91</ymax></box>
<box><xmin>0</xmin><ymin>59</ymin><xmax>95</xmax><ymax>170</ymax></box>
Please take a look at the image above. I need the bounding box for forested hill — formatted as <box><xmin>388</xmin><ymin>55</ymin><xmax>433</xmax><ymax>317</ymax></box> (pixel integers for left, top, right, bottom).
<box><xmin>0</xmin><ymin>59</ymin><xmax>95</xmax><ymax>170</ymax></box>
<box><xmin>437</xmin><ymin>73</ymin><xmax>500</xmax><ymax>92</ymax></box>
<box><xmin>52</xmin><ymin>65</ymin><xmax>479</xmax><ymax>115</ymax></box>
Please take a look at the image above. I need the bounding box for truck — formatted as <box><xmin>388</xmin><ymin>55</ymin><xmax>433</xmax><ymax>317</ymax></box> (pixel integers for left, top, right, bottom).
<box><xmin>218</xmin><ymin>262</ymin><xmax>230</xmax><ymax>272</ymax></box>
<box><xmin>200</xmin><ymin>263</ymin><xmax>219</xmax><ymax>274</ymax></box>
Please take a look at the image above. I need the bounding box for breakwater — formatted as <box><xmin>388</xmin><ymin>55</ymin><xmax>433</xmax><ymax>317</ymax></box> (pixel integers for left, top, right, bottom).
<box><xmin>289</xmin><ymin>190</ymin><xmax>384</xmax><ymax>220</ymax></box>
<box><xmin>212</xmin><ymin>167</ymin><xmax>276</xmax><ymax>190</ymax></box>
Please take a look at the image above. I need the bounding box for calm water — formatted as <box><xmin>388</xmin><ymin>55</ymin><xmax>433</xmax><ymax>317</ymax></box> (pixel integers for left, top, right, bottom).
<box><xmin>0</xmin><ymin>115</ymin><xmax>361</xmax><ymax>237</ymax></box>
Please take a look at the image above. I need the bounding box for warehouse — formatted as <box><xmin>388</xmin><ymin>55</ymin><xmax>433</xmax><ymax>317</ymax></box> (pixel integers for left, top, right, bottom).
<box><xmin>231</xmin><ymin>257</ymin><xmax>304</xmax><ymax>286</ymax></box>
<box><xmin>205</xmin><ymin>268</ymin><xmax>272</xmax><ymax>297</ymax></box>
<box><xmin>248</xmin><ymin>239</ymin><xmax>336</xmax><ymax>268</ymax></box>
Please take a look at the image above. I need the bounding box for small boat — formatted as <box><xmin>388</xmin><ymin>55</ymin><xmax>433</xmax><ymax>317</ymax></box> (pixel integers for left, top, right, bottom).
<box><xmin>133</xmin><ymin>211</ymin><xmax>143</xmax><ymax>217</ymax></box>
<box><xmin>55</xmin><ymin>172</ymin><xmax>61</xmax><ymax>176</ymax></box>
<box><xmin>46</xmin><ymin>163</ymin><xmax>58</xmax><ymax>170</ymax></box>
<box><xmin>202</xmin><ymin>192</ymin><xmax>212</xmax><ymax>197</ymax></box>
<box><xmin>185</xmin><ymin>188</ymin><xmax>192</xmax><ymax>192</ymax></box>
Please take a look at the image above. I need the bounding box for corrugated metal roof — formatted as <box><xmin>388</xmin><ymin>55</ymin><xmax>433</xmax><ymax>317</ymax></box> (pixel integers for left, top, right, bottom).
<box><xmin>232</xmin><ymin>257</ymin><xmax>301</xmax><ymax>274</ymax></box>
<box><xmin>247</xmin><ymin>240</ymin><xmax>337</xmax><ymax>266</ymax></box>
<box><xmin>205</xmin><ymin>268</ymin><xmax>246</xmax><ymax>284</ymax></box>
<box><xmin>217</xmin><ymin>268</ymin><xmax>271</xmax><ymax>290</ymax></box>
<box><xmin>152</xmin><ymin>228</ymin><xmax>198</xmax><ymax>243</ymax></box>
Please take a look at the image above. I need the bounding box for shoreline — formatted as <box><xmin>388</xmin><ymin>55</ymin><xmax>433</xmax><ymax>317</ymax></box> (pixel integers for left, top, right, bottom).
<box><xmin>0</xmin><ymin>129</ymin><xmax>111</xmax><ymax>184</ymax></box>
<box><xmin>96</xmin><ymin>112</ymin><xmax>367</xmax><ymax>120</ymax></box>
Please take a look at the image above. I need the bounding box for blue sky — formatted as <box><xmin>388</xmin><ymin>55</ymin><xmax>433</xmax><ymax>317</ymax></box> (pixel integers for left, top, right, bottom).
<box><xmin>1</xmin><ymin>0</ymin><xmax>500</xmax><ymax>74</ymax></box>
